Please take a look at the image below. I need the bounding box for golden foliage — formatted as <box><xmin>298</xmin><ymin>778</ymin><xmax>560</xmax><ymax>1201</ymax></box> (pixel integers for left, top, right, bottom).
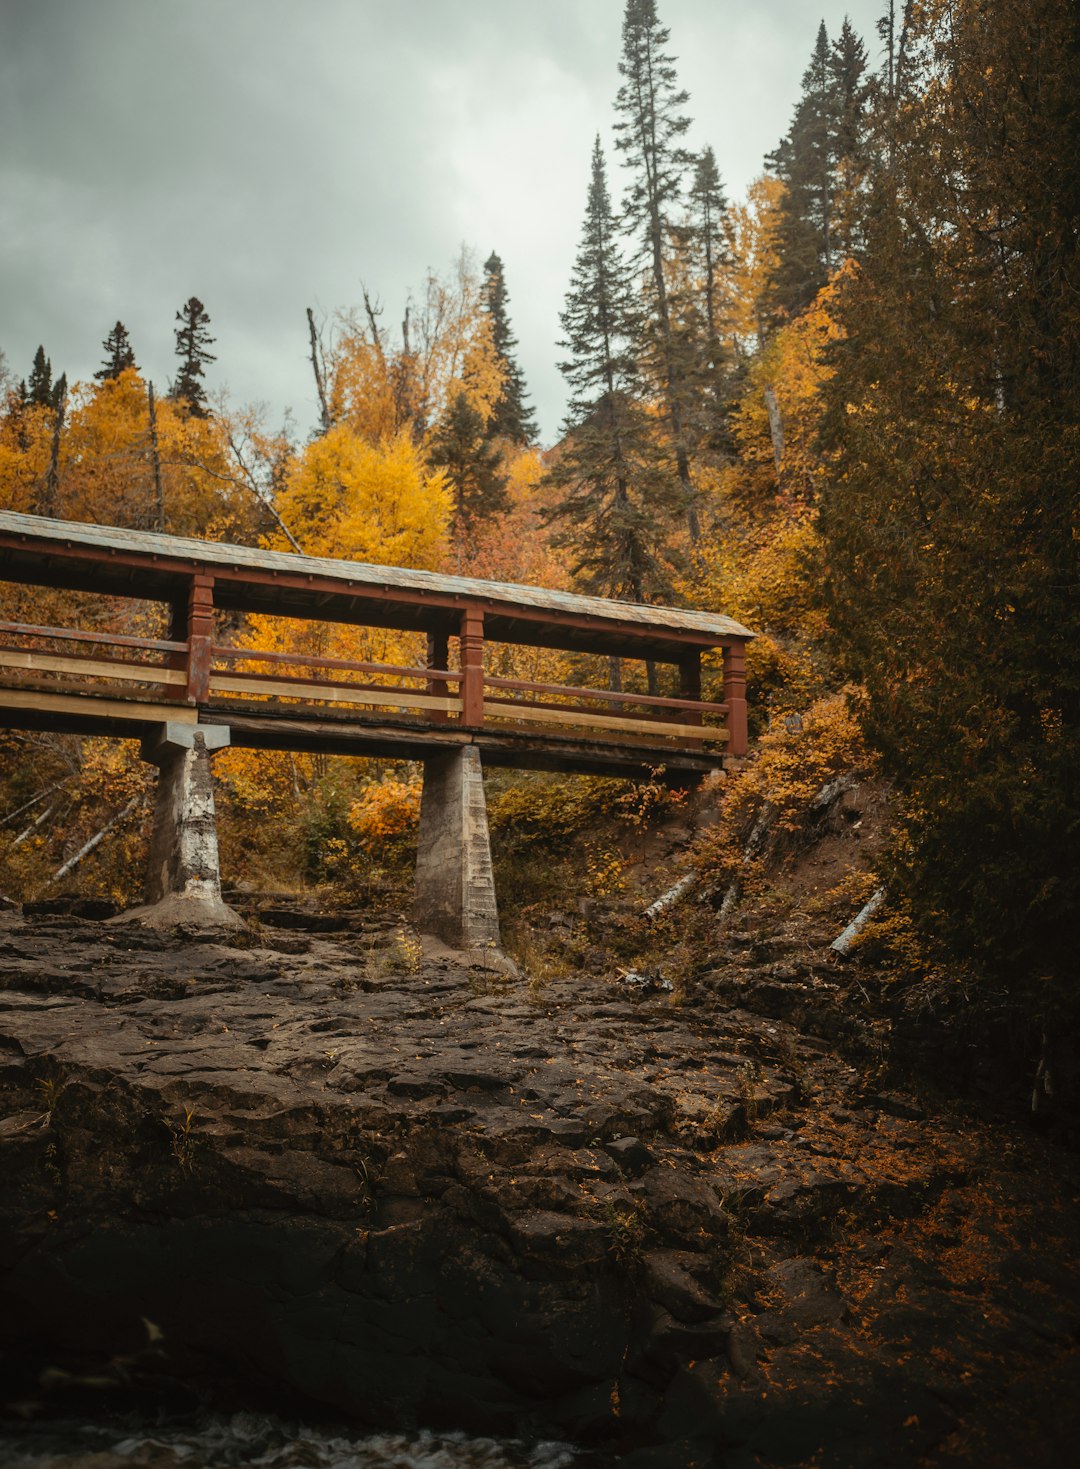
<box><xmin>327</xmin><ymin>252</ymin><xmax>506</xmax><ymax>446</ymax></box>
<box><xmin>694</xmin><ymin>689</ymin><xmax>876</xmax><ymax>883</ymax></box>
<box><xmin>723</xmin><ymin>173</ymin><xmax>786</xmax><ymax>352</ymax></box>
<box><xmin>275</xmin><ymin>426</ymin><xmax>451</xmax><ymax>569</ymax></box>
<box><xmin>348</xmin><ymin>774</ymin><xmax>423</xmax><ymax>850</ymax></box>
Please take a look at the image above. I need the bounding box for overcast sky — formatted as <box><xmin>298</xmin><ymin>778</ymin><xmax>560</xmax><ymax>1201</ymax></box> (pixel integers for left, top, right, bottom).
<box><xmin>1</xmin><ymin>0</ymin><xmax>884</xmax><ymax>445</ymax></box>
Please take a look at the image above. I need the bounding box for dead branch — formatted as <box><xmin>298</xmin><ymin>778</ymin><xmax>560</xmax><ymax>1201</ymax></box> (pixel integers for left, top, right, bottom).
<box><xmin>306</xmin><ymin>307</ymin><xmax>331</xmax><ymax>433</ymax></box>
<box><xmin>1</xmin><ymin>782</ymin><xmax>68</xmax><ymax>829</ymax></box>
<box><xmin>362</xmin><ymin>286</ymin><xmax>385</xmax><ymax>360</ymax></box>
<box><xmin>164</xmin><ymin>453</ymin><xmax>305</xmax><ymax>556</ymax></box>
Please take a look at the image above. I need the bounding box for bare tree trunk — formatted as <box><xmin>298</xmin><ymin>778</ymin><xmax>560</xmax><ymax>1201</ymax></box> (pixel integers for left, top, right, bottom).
<box><xmin>1</xmin><ymin>782</ymin><xmax>66</xmax><ymax>829</ymax></box>
<box><xmin>608</xmin><ymin>656</ymin><xmax>623</xmax><ymax>693</ymax></box>
<box><xmin>645</xmin><ymin>872</ymin><xmax>698</xmax><ymax>921</ymax></box>
<box><xmin>362</xmin><ymin>288</ymin><xmax>385</xmax><ymax>358</ymax></box>
<box><xmin>49</xmin><ymin>798</ymin><xmax>141</xmax><ymax>884</ymax></box>
<box><xmin>13</xmin><ymin>804</ymin><xmax>56</xmax><ymax>847</ymax></box>
<box><xmin>830</xmin><ymin>888</ymin><xmax>886</xmax><ymax>956</ymax></box>
<box><xmin>306</xmin><ymin>307</ymin><xmax>331</xmax><ymax>433</ymax></box>
<box><xmin>147</xmin><ymin>382</ymin><xmax>165</xmax><ymax>531</ymax></box>
<box><xmin>764</xmin><ymin>387</ymin><xmax>784</xmax><ymax>478</ymax></box>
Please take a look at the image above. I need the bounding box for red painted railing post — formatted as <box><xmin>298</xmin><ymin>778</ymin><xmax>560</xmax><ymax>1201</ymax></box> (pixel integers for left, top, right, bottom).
<box><xmin>186</xmin><ymin>575</ymin><xmax>215</xmax><ymax>703</ymax></box>
<box><xmin>722</xmin><ymin>639</ymin><xmax>748</xmax><ymax>756</ymax></box>
<box><xmin>460</xmin><ymin>611</ymin><xmax>484</xmax><ymax>727</ymax></box>
<box><xmin>427</xmin><ymin>631</ymin><xmax>449</xmax><ymax>724</ymax></box>
<box><xmin>678</xmin><ymin>653</ymin><xmax>703</xmax><ymax>729</ymax></box>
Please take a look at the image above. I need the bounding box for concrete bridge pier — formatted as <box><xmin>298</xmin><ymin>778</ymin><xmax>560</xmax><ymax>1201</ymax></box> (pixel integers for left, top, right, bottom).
<box><xmin>412</xmin><ymin>747</ymin><xmax>502</xmax><ymax>958</ymax></box>
<box><xmin>131</xmin><ymin>722</ymin><xmax>241</xmax><ymax>928</ymax></box>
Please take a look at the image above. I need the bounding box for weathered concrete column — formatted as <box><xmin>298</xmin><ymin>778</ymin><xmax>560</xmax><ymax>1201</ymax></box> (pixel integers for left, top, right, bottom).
<box><xmin>413</xmin><ymin>747</ymin><xmax>500</xmax><ymax>952</ymax></box>
<box><xmin>132</xmin><ymin>721</ymin><xmax>241</xmax><ymax>928</ymax></box>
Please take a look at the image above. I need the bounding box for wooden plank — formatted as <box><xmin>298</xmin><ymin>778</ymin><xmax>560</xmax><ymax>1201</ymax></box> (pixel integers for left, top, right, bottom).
<box><xmin>0</xmin><ymin>688</ymin><xmax>196</xmax><ymax>724</ymax></box>
<box><xmin>485</xmin><ymin>674</ymin><xmax>728</xmax><ymax>716</ymax></box>
<box><xmin>212</xmin><ymin>644</ymin><xmax>457</xmax><ymax>682</ymax></box>
<box><xmin>208</xmin><ymin>674</ymin><xmax>462</xmax><ymax>714</ymax></box>
<box><xmin>211</xmin><ymin>664</ymin><xmax>444</xmax><ymax>698</ymax></box>
<box><xmin>0</xmin><ymin>620</ymin><xmax>186</xmax><ymax>653</ymax></box>
<box><xmin>0</xmin><ymin>650</ymin><xmax>185</xmax><ymax>685</ymax></box>
<box><xmin>482</xmin><ymin>702</ymin><xmax>728</xmax><ymax>742</ymax></box>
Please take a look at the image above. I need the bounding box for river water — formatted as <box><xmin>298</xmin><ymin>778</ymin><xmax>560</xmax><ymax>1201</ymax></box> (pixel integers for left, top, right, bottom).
<box><xmin>0</xmin><ymin>1412</ymin><xmax>589</xmax><ymax>1469</ymax></box>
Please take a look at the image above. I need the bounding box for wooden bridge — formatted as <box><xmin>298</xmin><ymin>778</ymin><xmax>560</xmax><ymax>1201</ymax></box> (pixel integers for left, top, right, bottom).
<box><xmin>0</xmin><ymin>512</ymin><xmax>754</xmax><ymax>949</ymax></box>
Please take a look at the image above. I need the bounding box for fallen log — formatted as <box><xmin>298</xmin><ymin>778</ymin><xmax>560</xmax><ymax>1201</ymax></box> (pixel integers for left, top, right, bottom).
<box><xmin>644</xmin><ymin>871</ymin><xmax>698</xmax><ymax>921</ymax></box>
<box><xmin>717</xmin><ymin>800</ymin><xmax>776</xmax><ymax>928</ymax></box>
<box><xmin>830</xmin><ymin>887</ymin><xmax>886</xmax><ymax>956</ymax></box>
<box><xmin>49</xmin><ymin>797</ymin><xmax>142</xmax><ymax>884</ymax></box>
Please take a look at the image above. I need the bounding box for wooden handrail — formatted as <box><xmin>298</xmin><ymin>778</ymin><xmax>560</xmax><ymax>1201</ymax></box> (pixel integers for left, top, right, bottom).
<box><xmin>0</xmin><ymin>620</ymin><xmax>186</xmax><ymax>654</ymax></box>
<box><xmin>212</xmin><ymin>665</ymin><xmax>454</xmax><ymax>698</ymax></box>
<box><xmin>484</xmin><ymin>674</ymin><xmax>728</xmax><ymax>717</ymax></box>
<box><xmin>483</xmin><ymin>692</ymin><xmax>721</xmax><ymax>727</ymax></box>
<box><xmin>211</xmin><ymin>644</ymin><xmax>458</xmax><ymax>683</ymax></box>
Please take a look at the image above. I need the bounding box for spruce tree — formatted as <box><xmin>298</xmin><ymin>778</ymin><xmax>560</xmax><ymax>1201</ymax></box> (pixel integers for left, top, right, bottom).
<box><xmin>829</xmin><ymin>19</ymin><xmax>871</xmax><ymax>260</ymax></box>
<box><xmin>767</xmin><ymin>22</ymin><xmax>840</xmax><ymax>320</ymax></box>
<box><xmin>613</xmin><ymin>0</ymin><xmax>700</xmax><ymax>540</ymax></box>
<box><xmin>481</xmin><ymin>252</ymin><xmax>537</xmax><ymax>445</ymax></box>
<box><xmin>172</xmin><ymin>296</ymin><xmax>216</xmax><ymax>417</ymax></box>
<box><xmin>684</xmin><ymin>146</ymin><xmax>735</xmax><ymax>450</ymax></box>
<box><xmin>544</xmin><ymin>138</ymin><xmax>679</xmax><ymax>605</ymax></box>
<box><xmin>428</xmin><ymin>390</ymin><xmax>509</xmax><ymax>525</ymax></box>
<box><xmin>26</xmin><ymin>346</ymin><xmax>53</xmax><ymax>408</ymax></box>
<box><xmin>95</xmin><ymin>321</ymin><xmax>138</xmax><ymax>381</ymax></box>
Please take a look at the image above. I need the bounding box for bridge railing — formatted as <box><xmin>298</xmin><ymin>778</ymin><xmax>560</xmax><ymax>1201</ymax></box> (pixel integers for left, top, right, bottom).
<box><xmin>0</xmin><ymin>618</ymin><xmax>732</xmax><ymax>748</ymax></box>
<box><xmin>0</xmin><ymin>619</ymin><xmax>188</xmax><ymax>702</ymax></box>
<box><xmin>208</xmin><ymin>644</ymin><xmax>463</xmax><ymax>720</ymax></box>
<box><xmin>481</xmin><ymin>674</ymin><xmax>729</xmax><ymax>747</ymax></box>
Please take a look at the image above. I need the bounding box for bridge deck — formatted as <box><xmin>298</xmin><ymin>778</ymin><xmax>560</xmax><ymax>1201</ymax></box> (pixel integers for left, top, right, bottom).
<box><xmin>0</xmin><ymin>513</ymin><xmax>754</xmax><ymax>777</ymax></box>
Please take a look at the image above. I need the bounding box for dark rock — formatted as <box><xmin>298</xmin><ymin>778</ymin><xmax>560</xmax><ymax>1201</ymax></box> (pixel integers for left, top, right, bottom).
<box><xmin>642</xmin><ymin>1250</ymin><xmax>725</xmax><ymax>1323</ymax></box>
<box><xmin>604</xmin><ymin>1135</ymin><xmax>653</xmax><ymax>1177</ymax></box>
<box><xmin>258</xmin><ymin>908</ymin><xmax>351</xmax><ymax>932</ymax></box>
<box><xmin>765</xmin><ymin>1257</ymin><xmax>848</xmax><ymax>1328</ymax></box>
<box><xmin>641</xmin><ymin>1167</ymin><xmax>726</xmax><ymax>1244</ymax></box>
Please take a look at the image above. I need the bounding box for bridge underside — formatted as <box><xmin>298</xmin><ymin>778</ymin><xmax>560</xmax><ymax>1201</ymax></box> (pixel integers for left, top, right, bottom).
<box><xmin>0</xmin><ymin>691</ymin><xmax>725</xmax><ymax>780</ymax></box>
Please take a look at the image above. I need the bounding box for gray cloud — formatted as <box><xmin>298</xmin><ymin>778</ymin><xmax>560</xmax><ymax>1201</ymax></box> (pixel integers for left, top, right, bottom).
<box><xmin>1</xmin><ymin>0</ymin><xmax>884</xmax><ymax>443</ymax></box>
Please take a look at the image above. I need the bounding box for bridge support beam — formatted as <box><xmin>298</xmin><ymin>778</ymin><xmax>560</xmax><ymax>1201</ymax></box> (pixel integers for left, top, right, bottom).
<box><xmin>413</xmin><ymin>747</ymin><xmax>500</xmax><ymax>953</ymax></box>
<box><xmin>134</xmin><ymin>722</ymin><xmax>241</xmax><ymax>928</ymax></box>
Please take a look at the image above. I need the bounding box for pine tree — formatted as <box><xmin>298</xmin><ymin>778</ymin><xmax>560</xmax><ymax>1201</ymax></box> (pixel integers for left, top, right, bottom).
<box><xmin>613</xmin><ymin>0</ymin><xmax>699</xmax><ymax>540</ymax></box>
<box><xmin>481</xmin><ymin>253</ymin><xmax>537</xmax><ymax>445</ymax></box>
<box><xmin>95</xmin><ymin>321</ymin><xmax>138</xmax><ymax>381</ymax></box>
<box><xmin>767</xmin><ymin>21</ymin><xmax>845</xmax><ymax>320</ymax></box>
<box><xmin>428</xmin><ymin>390</ymin><xmax>509</xmax><ymax>525</ymax></box>
<box><xmin>684</xmin><ymin>146</ymin><xmax>736</xmax><ymax>451</ymax></box>
<box><xmin>819</xmin><ymin>0</ymin><xmax>1080</xmax><ymax>1003</ymax></box>
<box><xmin>544</xmin><ymin>138</ymin><xmax>679</xmax><ymax>605</ymax></box>
<box><xmin>26</xmin><ymin>346</ymin><xmax>53</xmax><ymax>408</ymax></box>
<box><xmin>172</xmin><ymin>297</ymin><xmax>216</xmax><ymax>417</ymax></box>
<box><xmin>829</xmin><ymin>19</ymin><xmax>871</xmax><ymax>260</ymax></box>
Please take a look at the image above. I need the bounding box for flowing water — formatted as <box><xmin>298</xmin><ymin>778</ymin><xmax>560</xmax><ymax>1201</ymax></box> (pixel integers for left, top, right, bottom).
<box><xmin>0</xmin><ymin>1412</ymin><xmax>587</xmax><ymax>1469</ymax></box>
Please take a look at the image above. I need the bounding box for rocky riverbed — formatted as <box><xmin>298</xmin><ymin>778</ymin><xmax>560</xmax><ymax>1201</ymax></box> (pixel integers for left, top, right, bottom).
<box><xmin>1</xmin><ymin>906</ymin><xmax>1079</xmax><ymax>1468</ymax></box>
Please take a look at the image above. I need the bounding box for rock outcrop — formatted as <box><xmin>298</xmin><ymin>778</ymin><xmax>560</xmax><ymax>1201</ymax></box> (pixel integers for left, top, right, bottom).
<box><xmin>2</xmin><ymin>908</ymin><xmax>1079</xmax><ymax>1466</ymax></box>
